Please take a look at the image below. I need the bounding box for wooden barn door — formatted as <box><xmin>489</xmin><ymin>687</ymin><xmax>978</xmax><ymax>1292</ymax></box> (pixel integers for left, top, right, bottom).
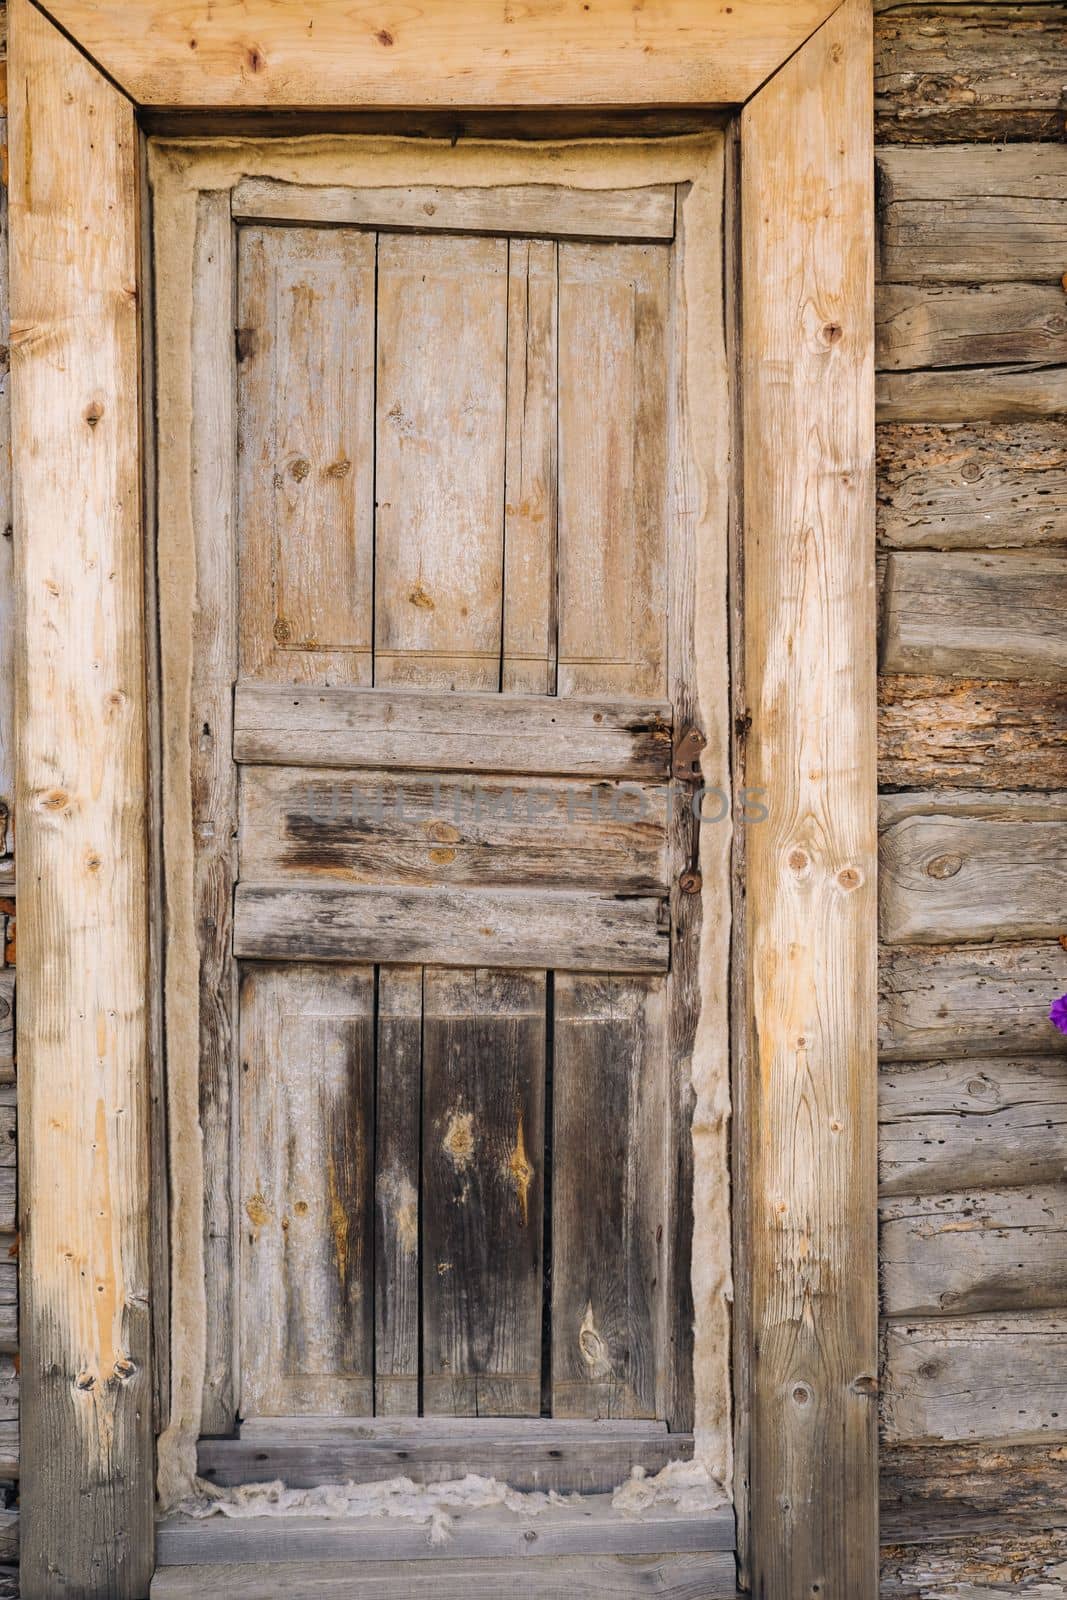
<box><xmin>165</xmin><ymin>160</ymin><xmax>711</xmax><ymax>1460</ymax></box>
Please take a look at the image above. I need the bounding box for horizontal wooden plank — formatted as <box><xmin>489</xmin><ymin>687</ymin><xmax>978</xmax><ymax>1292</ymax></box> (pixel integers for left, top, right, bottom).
<box><xmin>879</xmin><ymin>677</ymin><xmax>1067</xmax><ymax>791</ymax></box>
<box><xmin>878</xmin><ymin>941</ymin><xmax>1067</xmax><ymax>1060</ymax></box>
<box><xmin>199</xmin><ymin>1422</ymin><xmax>693</xmax><ymax>1493</ymax></box>
<box><xmin>881</xmin><ymin>1185</ymin><xmax>1067</xmax><ymax>1317</ymax></box>
<box><xmin>234</xmin><ymin>686</ymin><xmax>672</xmax><ymax>778</ymax></box>
<box><xmin>877</xmin><ymin>421</ymin><xmax>1067</xmax><ymax>552</ymax></box>
<box><xmin>876</xmin><ymin>283</ymin><xmax>1067</xmax><ymax>373</ymax></box>
<box><xmin>232</xmin><ymin>179</ymin><xmax>677</xmax><ymax>240</ymax></box>
<box><xmin>151</xmin><ymin>1552</ymin><xmax>741</xmax><ymax>1599</ymax></box>
<box><xmin>877</xmin><ymin>145</ymin><xmax>1067</xmax><ymax>283</ymax></box>
<box><xmin>881</xmin><ymin>1440</ymin><xmax>1067</xmax><ymax>1530</ymax></box>
<box><xmin>240</xmin><ymin>766</ymin><xmax>668</xmax><ymax>894</ymax></box>
<box><xmin>0</xmin><ymin>973</ymin><xmax>11</xmax><ymax>1071</ymax></box>
<box><xmin>877</xmin><ymin>363</ymin><xmax>1067</xmax><ymax>424</ymax></box>
<box><xmin>238</xmin><ymin>1415</ymin><xmax>672</xmax><ymax>1439</ymax></box>
<box><xmin>234</xmin><ymin>884</ymin><xmax>669</xmax><ymax>973</ymax></box>
<box><xmin>879</xmin><ymin>791</ymin><xmax>1067</xmax><ymax>945</ymax></box>
<box><xmin>881</xmin><ymin>1524</ymin><xmax>1067</xmax><ymax>1597</ymax></box>
<box><xmin>155</xmin><ymin>1498</ymin><xmax>737</xmax><ymax>1564</ymax></box>
<box><xmin>0</xmin><ymin>1514</ymin><xmax>16</xmax><ymax>1566</ymax></box>
<box><xmin>882</xmin><ymin>552</ymin><xmax>1067</xmax><ymax>680</ymax></box>
<box><xmin>881</xmin><ymin>1312</ymin><xmax>1067</xmax><ymax>1445</ymax></box>
<box><xmin>880</xmin><ymin>1056</ymin><xmax>1067</xmax><ymax>1196</ymax></box>
<box><xmin>874</xmin><ymin>3</ymin><xmax>1067</xmax><ymax>145</ymax></box>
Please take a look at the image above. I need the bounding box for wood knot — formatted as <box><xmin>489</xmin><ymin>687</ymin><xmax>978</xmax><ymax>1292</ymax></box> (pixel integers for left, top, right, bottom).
<box><xmin>837</xmin><ymin>866</ymin><xmax>862</xmax><ymax>890</ymax></box>
<box><xmin>408</xmin><ymin>582</ymin><xmax>435</xmax><ymax>610</ymax></box>
<box><xmin>788</xmin><ymin>848</ymin><xmax>809</xmax><ymax>873</ymax></box>
<box><xmin>926</xmin><ymin>853</ymin><xmax>963</xmax><ymax>879</ymax></box>
<box><xmin>289</xmin><ymin>458</ymin><xmax>311</xmax><ymax>482</ymax></box>
<box><xmin>84</xmin><ymin>399</ymin><xmax>104</xmax><ymax>428</ymax></box>
<box><xmin>822</xmin><ymin>322</ymin><xmax>843</xmax><ymax>344</ymax></box>
<box><xmin>326</xmin><ymin>457</ymin><xmax>351</xmax><ymax>478</ymax></box>
<box><xmin>792</xmin><ymin>1384</ymin><xmax>812</xmax><ymax>1406</ymax></box>
<box><xmin>74</xmin><ymin>1371</ymin><xmax>95</xmax><ymax>1391</ymax></box>
<box><xmin>443</xmin><ymin>1110</ymin><xmax>474</xmax><ymax>1172</ymax></box>
<box><xmin>376</xmin><ymin>28</ymin><xmax>395</xmax><ymax>45</ymax></box>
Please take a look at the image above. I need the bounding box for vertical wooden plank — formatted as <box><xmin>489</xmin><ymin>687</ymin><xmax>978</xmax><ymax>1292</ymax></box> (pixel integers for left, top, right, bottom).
<box><xmin>551</xmin><ymin>975</ymin><xmax>666</xmax><ymax>1420</ymax></box>
<box><xmin>374</xmin><ymin>965</ymin><xmax>422</xmax><ymax>1417</ymax></box>
<box><xmin>742</xmin><ymin>1</ymin><xmax>878</xmax><ymax>1595</ymax></box>
<box><xmin>240</xmin><ymin>964</ymin><xmax>375</xmax><ymax>1417</ymax></box>
<box><xmin>375</xmin><ymin>234</ymin><xmax>507</xmax><ymax>690</ymax></box>
<box><xmin>9</xmin><ymin>0</ymin><xmax>153</xmax><ymax>1592</ymax></box>
<box><xmin>557</xmin><ymin>243</ymin><xmax>669</xmax><ymax>698</ymax></box>
<box><xmin>422</xmin><ymin>968</ymin><xmax>545</xmax><ymax>1416</ymax></box>
<box><xmin>0</xmin><ymin>96</ymin><xmax>12</xmax><ymax>857</ymax></box>
<box><xmin>237</xmin><ymin>225</ymin><xmax>376</xmax><ymax>686</ymax></box>
<box><xmin>502</xmin><ymin>238</ymin><xmax>558</xmax><ymax>695</ymax></box>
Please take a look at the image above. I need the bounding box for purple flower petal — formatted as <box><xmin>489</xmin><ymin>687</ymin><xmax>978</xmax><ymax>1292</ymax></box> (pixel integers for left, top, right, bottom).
<box><xmin>1050</xmin><ymin>995</ymin><xmax>1067</xmax><ymax>1036</ymax></box>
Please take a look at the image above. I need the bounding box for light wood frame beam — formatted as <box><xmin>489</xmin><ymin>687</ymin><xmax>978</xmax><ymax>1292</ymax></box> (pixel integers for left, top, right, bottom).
<box><xmin>9</xmin><ymin>1</ymin><xmax>876</xmax><ymax>1596</ymax></box>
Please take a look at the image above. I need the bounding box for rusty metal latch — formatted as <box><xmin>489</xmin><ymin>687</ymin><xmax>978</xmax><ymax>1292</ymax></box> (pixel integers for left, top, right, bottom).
<box><xmin>672</xmin><ymin>725</ymin><xmax>706</xmax><ymax>782</ymax></box>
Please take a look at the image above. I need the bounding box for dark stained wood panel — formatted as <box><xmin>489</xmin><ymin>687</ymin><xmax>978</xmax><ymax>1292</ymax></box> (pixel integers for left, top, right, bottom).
<box><xmin>374</xmin><ymin>966</ymin><xmax>422</xmax><ymax>1416</ymax></box>
<box><xmin>421</xmin><ymin>969</ymin><xmax>546</xmax><ymax>1416</ymax></box>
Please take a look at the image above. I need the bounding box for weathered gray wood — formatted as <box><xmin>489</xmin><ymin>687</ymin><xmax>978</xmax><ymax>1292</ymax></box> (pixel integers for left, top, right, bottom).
<box><xmin>0</xmin><ymin>1512</ymin><xmax>16</xmax><ymax>1565</ymax></box>
<box><xmin>879</xmin><ymin>676</ymin><xmax>1067</xmax><ymax>792</ymax></box>
<box><xmin>881</xmin><ymin>1186</ymin><xmax>1067</xmax><ymax>1317</ymax></box>
<box><xmin>0</xmin><ymin>1358</ymin><xmax>17</xmax><ymax>1477</ymax></box>
<box><xmin>231</xmin><ymin>178</ymin><xmax>677</xmax><ymax>241</ymax></box>
<box><xmin>880</xmin><ymin>1056</ymin><xmax>1067</xmax><ymax>1195</ymax></box>
<box><xmin>0</xmin><ymin>1251</ymin><xmax>17</xmax><ymax>1352</ymax></box>
<box><xmin>875</xmin><ymin>3</ymin><xmax>1067</xmax><ymax>144</ymax></box>
<box><xmin>877</xmin><ymin>363</ymin><xmax>1067</xmax><ymax>424</ymax></box>
<box><xmin>234</xmin><ymin>884</ymin><xmax>669</xmax><ymax>974</ymax></box>
<box><xmin>876</xmin><ymin>282</ymin><xmax>1067</xmax><ymax>372</ymax></box>
<box><xmin>234</xmin><ymin>685</ymin><xmax>672</xmax><ymax>778</ymax></box>
<box><xmin>881</xmin><ymin>1526</ymin><xmax>1067</xmax><ymax>1600</ymax></box>
<box><xmin>0</xmin><ymin>976</ymin><xmax>12</xmax><ymax>1075</ymax></box>
<box><xmin>239</xmin><ymin>766</ymin><xmax>669</xmax><ymax>894</ymax></box>
<box><xmin>877</xmin><ymin>145</ymin><xmax>1067</xmax><ymax>283</ymax></box>
<box><xmin>877</xmin><ymin>421</ymin><xmax>1067</xmax><ymax>551</ymax></box>
<box><xmin>879</xmin><ymin>791</ymin><xmax>1067</xmax><ymax>945</ymax></box>
<box><xmin>882</xmin><ymin>552</ymin><xmax>1067</xmax><ymax>680</ymax></box>
<box><xmin>155</xmin><ymin>1498</ymin><xmax>736</xmax><ymax>1564</ymax></box>
<box><xmin>552</xmin><ymin>976</ymin><xmax>666</xmax><ymax>1419</ymax></box>
<box><xmin>422</xmin><ymin>969</ymin><xmax>545</xmax><ymax>1416</ymax></box>
<box><xmin>881</xmin><ymin>1439</ymin><xmax>1067</xmax><ymax>1529</ymax></box>
<box><xmin>152</xmin><ymin>1552</ymin><xmax>740</xmax><ymax>1599</ymax></box>
<box><xmin>879</xmin><ymin>941</ymin><xmax>1067</xmax><ymax>1060</ymax></box>
<box><xmin>882</xmin><ymin>1312</ymin><xmax>1067</xmax><ymax>1445</ymax></box>
<box><xmin>200</xmin><ymin>1421</ymin><xmax>694</xmax><ymax>1493</ymax></box>
<box><xmin>239</xmin><ymin>964</ymin><xmax>375</xmax><ymax>1416</ymax></box>
<box><xmin>374</xmin><ymin>966</ymin><xmax>421</xmax><ymax>1417</ymax></box>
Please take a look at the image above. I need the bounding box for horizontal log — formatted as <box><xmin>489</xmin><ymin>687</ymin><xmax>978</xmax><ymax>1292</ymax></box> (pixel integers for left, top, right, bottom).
<box><xmin>234</xmin><ymin>883</ymin><xmax>669</xmax><ymax>972</ymax></box>
<box><xmin>877</xmin><ymin>362</ymin><xmax>1067</xmax><ymax>424</ymax></box>
<box><xmin>881</xmin><ymin>1312</ymin><xmax>1067</xmax><ymax>1445</ymax></box>
<box><xmin>880</xmin><ymin>1440</ymin><xmax>1067</xmax><ymax>1528</ymax></box>
<box><xmin>876</xmin><ymin>283</ymin><xmax>1067</xmax><ymax>372</ymax></box>
<box><xmin>881</xmin><ymin>1185</ymin><xmax>1067</xmax><ymax>1316</ymax></box>
<box><xmin>882</xmin><ymin>1524</ymin><xmax>1067</xmax><ymax>1597</ymax></box>
<box><xmin>239</xmin><ymin>766</ymin><xmax>668</xmax><ymax>894</ymax></box>
<box><xmin>881</xmin><ymin>551</ymin><xmax>1067</xmax><ymax>680</ymax></box>
<box><xmin>0</xmin><ymin>1515</ymin><xmax>15</xmax><ymax>1566</ymax></box>
<box><xmin>879</xmin><ymin>790</ymin><xmax>1067</xmax><ymax>944</ymax></box>
<box><xmin>877</xmin><ymin>145</ymin><xmax>1067</xmax><ymax>283</ymax></box>
<box><xmin>877</xmin><ymin>421</ymin><xmax>1067</xmax><ymax>551</ymax></box>
<box><xmin>879</xmin><ymin>676</ymin><xmax>1067</xmax><ymax>791</ymax></box>
<box><xmin>878</xmin><ymin>940</ymin><xmax>1067</xmax><ymax>1059</ymax></box>
<box><xmin>875</xmin><ymin>4</ymin><xmax>1067</xmax><ymax>144</ymax></box>
<box><xmin>879</xmin><ymin>1055</ymin><xmax>1067</xmax><ymax>1195</ymax></box>
<box><xmin>0</xmin><ymin>974</ymin><xmax>11</xmax><ymax>1072</ymax></box>
<box><xmin>231</xmin><ymin>179</ymin><xmax>677</xmax><ymax>240</ymax></box>
<box><xmin>234</xmin><ymin>686</ymin><xmax>673</xmax><ymax>778</ymax></box>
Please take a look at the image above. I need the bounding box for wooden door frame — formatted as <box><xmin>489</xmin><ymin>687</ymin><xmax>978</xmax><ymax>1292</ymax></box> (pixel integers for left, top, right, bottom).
<box><xmin>9</xmin><ymin>0</ymin><xmax>876</xmax><ymax>1595</ymax></box>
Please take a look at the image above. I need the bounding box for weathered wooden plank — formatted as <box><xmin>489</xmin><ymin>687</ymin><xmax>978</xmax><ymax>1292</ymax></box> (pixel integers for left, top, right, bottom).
<box><xmin>877</xmin><ymin>145</ymin><xmax>1067</xmax><ymax>283</ymax></box>
<box><xmin>882</xmin><ymin>1312</ymin><xmax>1067</xmax><ymax>1445</ymax></box>
<box><xmin>552</xmin><ymin>975</ymin><xmax>665</xmax><ymax>1420</ymax></box>
<box><xmin>155</xmin><ymin>1498</ymin><xmax>736</xmax><ymax>1564</ymax></box>
<box><xmin>881</xmin><ymin>1525</ymin><xmax>1067</xmax><ymax>1598</ymax></box>
<box><xmin>882</xmin><ymin>551</ymin><xmax>1067</xmax><ymax>680</ymax></box>
<box><xmin>239</xmin><ymin>964</ymin><xmax>375</xmax><ymax>1416</ymax></box>
<box><xmin>239</xmin><ymin>766</ymin><xmax>669</xmax><ymax>894</ymax></box>
<box><xmin>877</xmin><ymin>362</ymin><xmax>1067</xmax><ymax>424</ymax></box>
<box><xmin>879</xmin><ymin>940</ymin><xmax>1067</xmax><ymax>1060</ymax></box>
<box><xmin>557</xmin><ymin>242</ymin><xmax>669</xmax><ymax>698</ymax></box>
<box><xmin>199</xmin><ymin>1421</ymin><xmax>693</xmax><ymax>1493</ymax></box>
<box><xmin>422</xmin><ymin>968</ymin><xmax>545</xmax><ymax>1416</ymax></box>
<box><xmin>880</xmin><ymin>1056</ymin><xmax>1067</xmax><ymax>1195</ymax></box>
<box><xmin>234</xmin><ymin>684</ymin><xmax>673</xmax><ymax>777</ymax></box>
<box><xmin>876</xmin><ymin>282</ymin><xmax>1067</xmax><ymax>372</ymax></box>
<box><xmin>374</xmin><ymin>966</ymin><xmax>421</xmax><ymax>1417</ymax></box>
<box><xmin>9</xmin><ymin>0</ymin><xmax>153</xmax><ymax>1591</ymax></box>
<box><xmin>879</xmin><ymin>677</ymin><xmax>1067</xmax><ymax>792</ymax></box>
<box><xmin>152</xmin><ymin>1552</ymin><xmax>741</xmax><ymax>1599</ymax></box>
<box><xmin>742</xmin><ymin>2</ymin><xmax>879</xmax><ymax>1593</ymax></box>
<box><xmin>881</xmin><ymin>1185</ymin><xmax>1067</xmax><ymax>1317</ymax></box>
<box><xmin>0</xmin><ymin>1512</ymin><xmax>16</xmax><ymax>1565</ymax></box>
<box><xmin>0</xmin><ymin>973</ymin><xmax>11</xmax><ymax>1070</ymax></box>
<box><xmin>0</xmin><ymin>105</ymin><xmax>11</xmax><ymax>855</ymax></box>
<box><xmin>877</xmin><ymin>421</ymin><xmax>1067</xmax><ymax>551</ymax></box>
<box><xmin>875</xmin><ymin>3</ymin><xmax>1067</xmax><ymax>144</ymax></box>
<box><xmin>232</xmin><ymin>179</ymin><xmax>676</xmax><ymax>241</ymax></box>
<box><xmin>881</xmin><ymin>1439</ymin><xmax>1067</xmax><ymax>1528</ymax></box>
<box><xmin>502</xmin><ymin>239</ymin><xmax>557</xmax><ymax>695</ymax></box>
<box><xmin>879</xmin><ymin>791</ymin><xmax>1067</xmax><ymax>945</ymax></box>
<box><xmin>234</xmin><ymin>884</ymin><xmax>669</xmax><ymax>974</ymax></box>
<box><xmin>237</xmin><ymin>224</ymin><xmax>376</xmax><ymax>685</ymax></box>
<box><xmin>375</xmin><ymin>232</ymin><xmax>506</xmax><ymax>690</ymax></box>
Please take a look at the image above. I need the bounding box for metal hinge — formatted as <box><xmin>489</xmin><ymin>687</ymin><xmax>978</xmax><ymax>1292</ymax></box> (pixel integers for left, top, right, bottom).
<box><xmin>672</xmin><ymin>724</ymin><xmax>706</xmax><ymax>783</ymax></box>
